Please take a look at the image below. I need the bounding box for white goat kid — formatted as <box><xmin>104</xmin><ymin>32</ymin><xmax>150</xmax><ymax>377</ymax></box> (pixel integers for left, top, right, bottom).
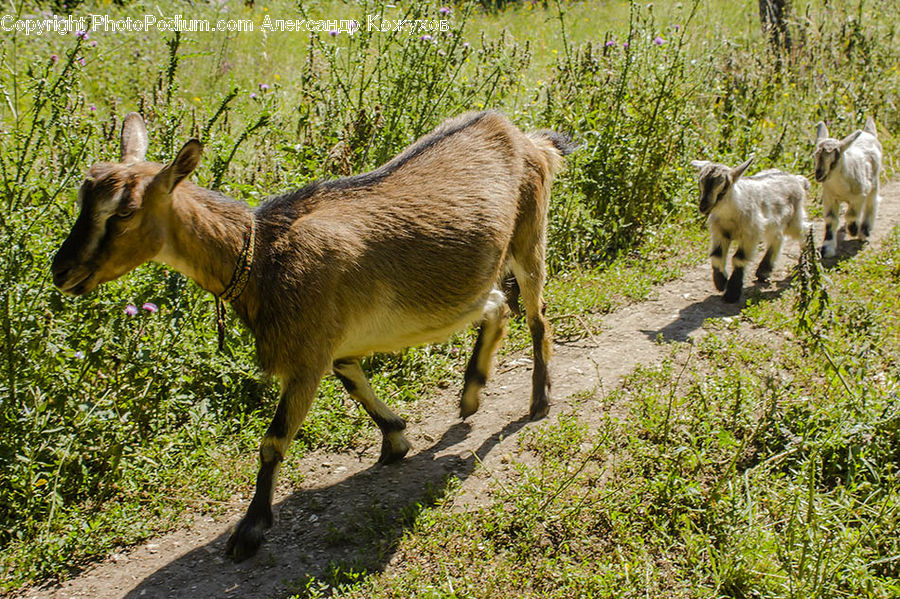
<box><xmin>691</xmin><ymin>157</ymin><xmax>809</xmax><ymax>303</ymax></box>
<box><xmin>814</xmin><ymin>117</ymin><xmax>882</xmax><ymax>257</ymax></box>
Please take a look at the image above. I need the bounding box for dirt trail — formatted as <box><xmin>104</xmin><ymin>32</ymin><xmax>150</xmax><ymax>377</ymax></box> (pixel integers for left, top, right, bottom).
<box><xmin>21</xmin><ymin>180</ymin><xmax>900</xmax><ymax>599</ymax></box>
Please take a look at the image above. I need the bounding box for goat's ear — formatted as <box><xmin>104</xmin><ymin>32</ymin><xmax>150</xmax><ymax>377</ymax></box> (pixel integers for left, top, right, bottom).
<box><xmin>815</xmin><ymin>121</ymin><xmax>829</xmax><ymax>143</ymax></box>
<box><xmin>121</xmin><ymin>113</ymin><xmax>149</xmax><ymax>164</ymax></box>
<box><xmin>731</xmin><ymin>156</ymin><xmax>754</xmax><ymax>181</ymax></box>
<box><xmin>839</xmin><ymin>130</ymin><xmax>862</xmax><ymax>152</ymax></box>
<box><xmin>154</xmin><ymin>140</ymin><xmax>202</xmax><ymax>194</ymax></box>
<box><xmin>864</xmin><ymin>116</ymin><xmax>877</xmax><ymax>136</ymax></box>
<box><xmin>690</xmin><ymin>160</ymin><xmax>709</xmax><ymax>170</ymax></box>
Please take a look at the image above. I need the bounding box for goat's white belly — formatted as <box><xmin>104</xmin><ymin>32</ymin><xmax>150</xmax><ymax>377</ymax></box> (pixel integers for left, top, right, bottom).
<box><xmin>333</xmin><ymin>290</ymin><xmax>503</xmax><ymax>359</ymax></box>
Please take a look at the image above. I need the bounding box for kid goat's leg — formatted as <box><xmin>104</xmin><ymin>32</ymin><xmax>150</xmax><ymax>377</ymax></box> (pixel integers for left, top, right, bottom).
<box><xmin>333</xmin><ymin>359</ymin><xmax>410</xmax><ymax>464</ymax></box>
<box><xmin>724</xmin><ymin>241</ymin><xmax>755</xmax><ymax>303</ymax></box>
<box><xmin>860</xmin><ymin>188</ymin><xmax>879</xmax><ymax>240</ymax></box>
<box><xmin>460</xmin><ymin>291</ymin><xmax>510</xmax><ymax>419</ymax></box>
<box><xmin>821</xmin><ymin>196</ymin><xmax>839</xmax><ymax>257</ymax></box>
<box><xmin>710</xmin><ymin>231</ymin><xmax>731</xmax><ymax>292</ymax></box>
<box><xmin>226</xmin><ymin>369</ymin><xmax>322</xmax><ymax>562</ymax></box>
<box><xmin>756</xmin><ymin>233</ymin><xmax>783</xmax><ymax>281</ymax></box>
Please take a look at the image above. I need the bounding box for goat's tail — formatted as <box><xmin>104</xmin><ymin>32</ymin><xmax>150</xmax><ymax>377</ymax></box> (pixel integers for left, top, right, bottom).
<box><xmin>527</xmin><ymin>130</ymin><xmax>578</xmax><ymax>175</ymax></box>
<box><xmin>864</xmin><ymin>116</ymin><xmax>877</xmax><ymax>137</ymax></box>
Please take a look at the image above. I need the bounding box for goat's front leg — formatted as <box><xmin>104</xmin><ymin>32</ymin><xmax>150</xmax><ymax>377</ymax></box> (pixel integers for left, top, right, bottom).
<box><xmin>845</xmin><ymin>204</ymin><xmax>860</xmax><ymax>238</ymax></box>
<box><xmin>333</xmin><ymin>360</ymin><xmax>410</xmax><ymax>464</ymax></box>
<box><xmin>226</xmin><ymin>370</ymin><xmax>322</xmax><ymax>562</ymax></box>
<box><xmin>724</xmin><ymin>241</ymin><xmax>755</xmax><ymax>303</ymax></box>
<box><xmin>821</xmin><ymin>196</ymin><xmax>839</xmax><ymax>257</ymax></box>
<box><xmin>709</xmin><ymin>232</ymin><xmax>731</xmax><ymax>292</ymax></box>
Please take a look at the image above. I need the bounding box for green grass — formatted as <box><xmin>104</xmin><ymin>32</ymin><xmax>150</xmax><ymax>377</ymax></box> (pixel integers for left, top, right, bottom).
<box><xmin>0</xmin><ymin>0</ymin><xmax>898</xmax><ymax>591</ymax></box>
<box><xmin>298</xmin><ymin>228</ymin><xmax>900</xmax><ymax>598</ymax></box>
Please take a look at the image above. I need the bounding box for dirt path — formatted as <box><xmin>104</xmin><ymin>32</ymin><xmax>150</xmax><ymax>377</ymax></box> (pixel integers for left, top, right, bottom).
<box><xmin>21</xmin><ymin>180</ymin><xmax>900</xmax><ymax>599</ymax></box>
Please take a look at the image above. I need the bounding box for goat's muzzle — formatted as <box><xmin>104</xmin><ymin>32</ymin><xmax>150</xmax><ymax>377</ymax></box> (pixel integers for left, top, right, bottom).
<box><xmin>51</xmin><ymin>251</ymin><xmax>94</xmax><ymax>296</ymax></box>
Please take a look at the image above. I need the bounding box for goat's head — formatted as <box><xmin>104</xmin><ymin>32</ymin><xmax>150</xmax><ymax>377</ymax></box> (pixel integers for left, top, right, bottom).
<box><xmin>690</xmin><ymin>156</ymin><xmax>753</xmax><ymax>215</ymax></box>
<box><xmin>51</xmin><ymin>113</ymin><xmax>202</xmax><ymax>295</ymax></box>
<box><xmin>813</xmin><ymin>122</ymin><xmax>861</xmax><ymax>183</ymax></box>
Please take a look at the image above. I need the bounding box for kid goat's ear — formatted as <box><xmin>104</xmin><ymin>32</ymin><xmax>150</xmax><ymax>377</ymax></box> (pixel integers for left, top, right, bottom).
<box><xmin>730</xmin><ymin>156</ymin><xmax>754</xmax><ymax>181</ymax></box>
<box><xmin>839</xmin><ymin>130</ymin><xmax>862</xmax><ymax>152</ymax></box>
<box><xmin>815</xmin><ymin>121</ymin><xmax>829</xmax><ymax>143</ymax></box>
<box><xmin>690</xmin><ymin>160</ymin><xmax>709</xmax><ymax>170</ymax></box>
<box><xmin>153</xmin><ymin>139</ymin><xmax>203</xmax><ymax>194</ymax></box>
<box><xmin>121</xmin><ymin>112</ymin><xmax>149</xmax><ymax>164</ymax></box>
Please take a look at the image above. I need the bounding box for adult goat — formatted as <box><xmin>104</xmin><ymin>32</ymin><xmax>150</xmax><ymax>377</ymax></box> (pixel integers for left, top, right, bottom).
<box><xmin>51</xmin><ymin>110</ymin><xmax>574</xmax><ymax>560</ymax></box>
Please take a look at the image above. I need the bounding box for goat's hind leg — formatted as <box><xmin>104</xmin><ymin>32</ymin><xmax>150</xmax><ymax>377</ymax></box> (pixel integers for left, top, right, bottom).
<box><xmin>510</xmin><ymin>257</ymin><xmax>552</xmax><ymax>420</ymax></box>
<box><xmin>226</xmin><ymin>370</ymin><xmax>322</xmax><ymax>562</ymax></box>
<box><xmin>860</xmin><ymin>189</ymin><xmax>879</xmax><ymax>240</ymax></box>
<box><xmin>756</xmin><ymin>234</ymin><xmax>783</xmax><ymax>282</ymax></box>
<box><xmin>334</xmin><ymin>359</ymin><xmax>410</xmax><ymax>464</ymax></box>
<box><xmin>460</xmin><ymin>290</ymin><xmax>510</xmax><ymax>419</ymax></box>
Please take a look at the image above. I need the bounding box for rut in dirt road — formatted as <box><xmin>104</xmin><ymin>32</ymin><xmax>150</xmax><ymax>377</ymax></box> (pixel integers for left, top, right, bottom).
<box><xmin>21</xmin><ymin>180</ymin><xmax>900</xmax><ymax>599</ymax></box>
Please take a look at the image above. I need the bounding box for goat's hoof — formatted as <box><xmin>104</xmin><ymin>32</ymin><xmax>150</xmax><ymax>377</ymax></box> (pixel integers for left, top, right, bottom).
<box><xmin>847</xmin><ymin>222</ymin><xmax>859</xmax><ymax>237</ymax></box>
<box><xmin>529</xmin><ymin>399</ymin><xmax>550</xmax><ymax>421</ymax></box>
<box><xmin>226</xmin><ymin>516</ymin><xmax>268</xmax><ymax>562</ymax></box>
<box><xmin>722</xmin><ymin>289</ymin><xmax>742</xmax><ymax>303</ymax></box>
<box><xmin>755</xmin><ymin>266</ymin><xmax>772</xmax><ymax>282</ymax></box>
<box><xmin>713</xmin><ymin>270</ymin><xmax>727</xmax><ymax>292</ymax></box>
<box><xmin>459</xmin><ymin>388</ymin><xmax>480</xmax><ymax>419</ymax></box>
<box><xmin>860</xmin><ymin>224</ymin><xmax>871</xmax><ymax>240</ymax></box>
<box><xmin>377</xmin><ymin>432</ymin><xmax>410</xmax><ymax>465</ymax></box>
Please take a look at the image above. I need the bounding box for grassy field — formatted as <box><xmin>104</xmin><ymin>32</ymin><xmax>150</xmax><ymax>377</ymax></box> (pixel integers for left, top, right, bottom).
<box><xmin>308</xmin><ymin>229</ymin><xmax>900</xmax><ymax>598</ymax></box>
<box><xmin>0</xmin><ymin>0</ymin><xmax>898</xmax><ymax>592</ymax></box>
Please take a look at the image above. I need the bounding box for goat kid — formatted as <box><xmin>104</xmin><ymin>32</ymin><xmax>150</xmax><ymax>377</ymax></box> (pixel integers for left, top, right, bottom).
<box><xmin>814</xmin><ymin>117</ymin><xmax>882</xmax><ymax>257</ymax></box>
<box><xmin>691</xmin><ymin>157</ymin><xmax>809</xmax><ymax>303</ymax></box>
<box><xmin>51</xmin><ymin>110</ymin><xmax>573</xmax><ymax>561</ymax></box>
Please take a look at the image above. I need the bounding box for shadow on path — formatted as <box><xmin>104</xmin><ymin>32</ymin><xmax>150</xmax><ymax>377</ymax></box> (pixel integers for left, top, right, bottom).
<box><xmin>125</xmin><ymin>416</ymin><xmax>531</xmax><ymax>599</ymax></box>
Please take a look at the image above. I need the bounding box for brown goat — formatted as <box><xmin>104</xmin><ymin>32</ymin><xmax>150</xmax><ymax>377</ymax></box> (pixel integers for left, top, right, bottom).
<box><xmin>51</xmin><ymin>110</ymin><xmax>574</xmax><ymax>560</ymax></box>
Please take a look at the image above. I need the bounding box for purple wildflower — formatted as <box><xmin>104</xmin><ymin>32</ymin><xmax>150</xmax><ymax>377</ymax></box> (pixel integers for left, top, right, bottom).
<box><xmin>50</xmin><ymin>54</ymin><xmax>58</xmax><ymax>63</ymax></box>
<box><xmin>142</xmin><ymin>302</ymin><xmax>158</xmax><ymax>314</ymax></box>
<box><xmin>605</xmin><ymin>40</ymin><xmax>616</xmax><ymax>47</ymax></box>
<box><xmin>463</xmin><ymin>42</ymin><xmax>470</xmax><ymax>49</ymax></box>
<box><xmin>259</xmin><ymin>83</ymin><xmax>270</xmax><ymax>91</ymax></box>
<box><xmin>89</xmin><ymin>104</ymin><xmax>96</xmax><ymax>112</ymax></box>
<box><xmin>420</xmin><ymin>34</ymin><xmax>433</xmax><ymax>41</ymax></box>
<box><xmin>623</xmin><ymin>42</ymin><xmax>629</xmax><ymax>49</ymax></box>
<box><xmin>328</xmin><ymin>29</ymin><xmax>338</xmax><ymax>37</ymax></box>
<box><xmin>249</xmin><ymin>92</ymin><xmax>258</xmax><ymax>99</ymax></box>
<box><xmin>674</xmin><ymin>24</ymin><xmax>681</xmax><ymax>32</ymax></box>
<box><xmin>439</xmin><ymin>6</ymin><xmax>451</xmax><ymax>15</ymax></box>
<box><xmin>88</xmin><ymin>40</ymin><xmax>98</xmax><ymax>48</ymax></box>
<box><xmin>124</xmin><ymin>304</ymin><xmax>138</xmax><ymax>317</ymax></box>
<box><xmin>74</xmin><ymin>350</ymin><xmax>85</xmax><ymax>359</ymax></box>
<box><xmin>75</xmin><ymin>30</ymin><xmax>88</xmax><ymax>40</ymax></box>
<box><xmin>77</xmin><ymin>57</ymin><xmax>85</xmax><ymax>66</ymax></box>
<box><xmin>653</xmin><ymin>36</ymin><xmax>665</xmax><ymax>46</ymax></box>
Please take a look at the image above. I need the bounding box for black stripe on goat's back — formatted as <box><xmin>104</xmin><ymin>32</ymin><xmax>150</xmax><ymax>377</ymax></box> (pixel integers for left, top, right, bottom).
<box><xmin>255</xmin><ymin>111</ymin><xmax>492</xmax><ymax>219</ymax></box>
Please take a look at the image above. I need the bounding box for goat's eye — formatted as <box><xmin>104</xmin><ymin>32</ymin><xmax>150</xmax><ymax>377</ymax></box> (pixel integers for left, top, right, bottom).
<box><xmin>115</xmin><ymin>209</ymin><xmax>136</xmax><ymax>220</ymax></box>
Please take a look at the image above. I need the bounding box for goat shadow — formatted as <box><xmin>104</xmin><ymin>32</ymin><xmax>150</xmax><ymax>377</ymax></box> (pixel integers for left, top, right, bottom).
<box><xmin>642</xmin><ymin>232</ymin><xmax>865</xmax><ymax>344</ymax></box>
<box><xmin>123</xmin><ymin>415</ymin><xmax>530</xmax><ymax>599</ymax></box>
